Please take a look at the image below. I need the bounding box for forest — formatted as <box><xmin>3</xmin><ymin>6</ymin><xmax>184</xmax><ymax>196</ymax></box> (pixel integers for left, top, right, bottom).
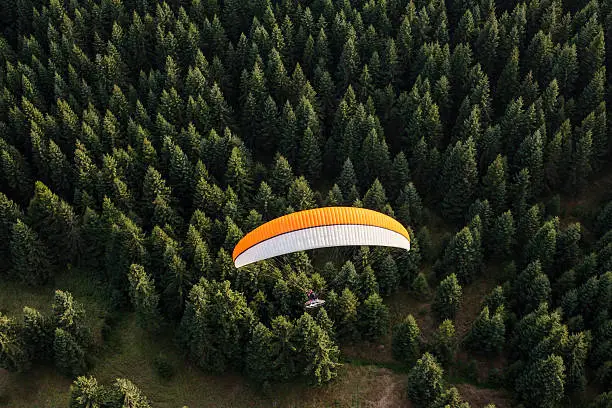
<box><xmin>0</xmin><ymin>0</ymin><xmax>611</xmax><ymax>406</ymax></box>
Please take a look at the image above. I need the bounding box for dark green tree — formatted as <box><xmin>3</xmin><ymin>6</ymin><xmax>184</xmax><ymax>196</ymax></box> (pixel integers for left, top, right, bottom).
<box><xmin>128</xmin><ymin>264</ymin><xmax>161</xmax><ymax>331</ymax></box>
<box><xmin>407</xmin><ymin>352</ymin><xmax>445</xmax><ymax>408</ymax></box>
<box><xmin>180</xmin><ymin>279</ymin><xmax>255</xmax><ymax>373</ymax></box>
<box><xmin>0</xmin><ymin>312</ymin><xmax>30</xmax><ymax>372</ymax></box>
<box><xmin>53</xmin><ymin>327</ymin><xmax>86</xmax><ymax>377</ymax></box>
<box><xmin>440</xmin><ymin>139</ymin><xmax>478</xmax><ymax>221</ymax></box>
<box><xmin>392</xmin><ymin>314</ymin><xmax>421</xmax><ymax>366</ymax></box>
<box><xmin>9</xmin><ymin>219</ymin><xmax>50</xmax><ymax>285</ymax></box>
<box><xmin>433</xmin><ymin>273</ymin><xmax>462</xmax><ymax>321</ymax></box>
<box><xmin>359</xmin><ymin>293</ymin><xmax>389</xmax><ymax>340</ymax></box>
<box><xmin>465</xmin><ymin>306</ymin><xmax>505</xmax><ymax>354</ymax></box>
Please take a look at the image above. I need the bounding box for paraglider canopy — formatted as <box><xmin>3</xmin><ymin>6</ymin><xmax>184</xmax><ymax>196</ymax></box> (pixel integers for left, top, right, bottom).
<box><xmin>232</xmin><ymin>207</ymin><xmax>411</xmax><ymax>268</ymax></box>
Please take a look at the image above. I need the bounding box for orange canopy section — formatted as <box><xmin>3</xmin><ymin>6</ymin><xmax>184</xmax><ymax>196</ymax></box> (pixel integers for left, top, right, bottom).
<box><xmin>232</xmin><ymin>207</ymin><xmax>411</xmax><ymax>266</ymax></box>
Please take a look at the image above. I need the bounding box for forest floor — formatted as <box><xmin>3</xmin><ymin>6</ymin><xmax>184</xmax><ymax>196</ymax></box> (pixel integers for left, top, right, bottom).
<box><xmin>2</xmin><ymin>168</ymin><xmax>612</xmax><ymax>407</ymax></box>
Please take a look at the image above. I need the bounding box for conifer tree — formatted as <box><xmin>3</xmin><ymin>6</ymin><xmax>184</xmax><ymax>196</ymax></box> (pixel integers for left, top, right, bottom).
<box><xmin>0</xmin><ymin>312</ymin><xmax>30</xmax><ymax>372</ymax></box>
<box><xmin>433</xmin><ymin>273</ymin><xmax>462</xmax><ymax>321</ymax></box>
<box><xmin>9</xmin><ymin>219</ymin><xmax>51</xmax><ymax>285</ymax></box>
<box><xmin>432</xmin><ymin>319</ymin><xmax>457</xmax><ymax>367</ymax></box>
<box><xmin>287</xmin><ymin>176</ymin><xmax>316</xmax><ymax>211</ymax></box>
<box><xmin>465</xmin><ymin>306</ymin><xmax>505</xmax><ymax>354</ymax></box>
<box><xmin>392</xmin><ymin>314</ymin><xmax>421</xmax><ymax>365</ymax></box>
<box><xmin>128</xmin><ymin>264</ymin><xmax>161</xmax><ymax>331</ymax></box>
<box><xmin>483</xmin><ymin>155</ymin><xmax>507</xmax><ymax>214</ymax></box>
<box><xmin>359</xmin><ymin>293</ymin><xmax>389</xmax><ymax>340</ymax></box>
<box><xmin>53</xmin><ymin>327</ymin><xmax>86</xmax><ymax>377</ymax></box>
<box><xmin>299</xmin><ymin>127</ymin><xmax>322</xmax><ymax>181</ymax></box>
<box><xmin>407</xmin><ymin>352</ymin><xmax>445</xmax><ymax>408</ymax></box>
<box><xmin>441</xmin><ymin>139</ymin><xmax>478</xmax><ymax>221</ymax></box>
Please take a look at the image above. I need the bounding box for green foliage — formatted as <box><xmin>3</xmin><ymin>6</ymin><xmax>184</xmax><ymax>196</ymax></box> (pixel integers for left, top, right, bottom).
<box><xmin>440</xmin><ymin>139</ymin><xmax>478</xmax><ymax>222</ymax></box>
<box><xmin>359</xmin><ymin>293</ymin><xmax>389</xmax><ymax>340</ymax></box>
<box><xmin>412</xmin><ymin>272</ymin><xmax>431</xmax><ymax>300</ymax></box>
<box><xmin>433</xmin><ymin>274</ymin><xmax>462</xmax><ymax>322</ymax></box>
<box><xmin>431</xmin><ymin>319</ymin><xmax>457</xmax><ymax>367</ymax></box>
<box><xmin>53</xmin><ymin>327</ymin><xmax>86</xmax><ymax>377</ymax></box>
<box><xmin>392</xmin><ymin>314</ymin><xmax>421</xmax><ymax>366</ymax></box>
<box><xmin>0</xmin><ymin>312</ymin><xmax>30</xmax><ymax>372</ymax></box>
<box><xmin>180</xmin><ymin>279</ymin><xmax>255</xmax><ymax>373</ymax></box>
<box><xmin>512</xmin><ymin>260</ymin><xmax>551</xmax><ymax>316</ymax></box>
<box><xmin>9</xmin><ymin>219</ymin><xmax>51</xmax><ymax>285</ymax></box>
<box><xmin>0</xmin><ymin>0</ymin><xmax>611</xmax><ymax>403</ymax></box>
<box><xmin>515</xmin><ymin>354</ymin><xmax>565</xmax><ymax>408</ymax></box>
<box><xmin>153</xmin><ymin>352</ymin><xmax>175</xmax><ymax>380</ymax></box>
<box><xmin>128</xmin><ymin>264</ymin><xmax>161</xmax><ymax>331</ymax></box>
<box><xmin>465</xmin><ymin>306</ymin><xmax>506</xmax><ymax>354</ymax></box>
<box><xmin>407</xmin><ymin>352</ymin><xmax>445</xmax><ymax>408</ymax></box>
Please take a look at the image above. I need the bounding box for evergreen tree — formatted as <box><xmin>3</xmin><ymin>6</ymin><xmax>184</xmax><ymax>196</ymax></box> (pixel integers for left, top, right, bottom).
<box><xmin>441</xmin><ymin>139</ymin><xmax>478</xmax><ymax>221</ymax></box>
<box><xmin>515</xmin><ymin>355</ymin><xmax>565</xmax><ymax>408</ymax></box>
<box><xmin>359</xmin><ymin>293</ymin><xmax>389</xmax><ymax>340</ymax></box>
<box><xmin>270</xmin><ymin>154</ymin><xmax>294</xmax><ymax>194</ymax></box>
<box><xmin>392</xmin><ymin>314</ymin><xmax>421</xmax><ymax>365</ymax></box>
<box><xmin>0</xmin><ymin>312</ymin><xmax>30</xmax><ymax>372</ymax></box>
<box><xmin>298</xmin><ymin>127</ymin><xmax>322</xmax><ymax>181</ymax></box>
<box><xmin>483</xmin><ymin>155</ymin><xmax>507</xmax><ymax>214</ymax></box>
<box><xmin>489</xmin><ymin>210</ymin><xmax>516</xmax><ymax>259</ymax></box>
<box><xmin>180</xmin><ymin>279</ymin><xmax>255</xmax><ymax>373</ymax></box>
<box><xmin>433</xmin><ymin>273</ymin><xmax>462</xmax><ymax>321</ymax></box>
<box><xmin>26</xmin><ymin>181</ymin><xmax>79</xmax><ymax>265</ymax></box>
<box><xmin>512</xmin><ymin>260</ymin><xmax>551</xmax><ymax>316</ymax></box>
<box><xmin>465</xmin><ymin>306</ymin><xmax>505</xmax><ymax>354</ymax></box>
<box><xmin>128</xmin><ymin>264</ymin><xmax>161</xmax><ymax>331</ymax></box>
<box><xmin>363</xmin><ymin>179</ymin><xmax>388</xmax><ymax>212</ymax></box>
<box><xmin>407</xmin><ymin>352</ymin><xmax>445</xmax><ymax>408</ymax></box>
<box><xmin>287</xmin><ymin>176</ymin><xmax>316</xmax><ymax>211</ymax></box>
<box><xmin>53</xmin><ymin>327</ymin><xmax>86</xmax><ymax>377</ymax></box>
<box><xmin>9</xmin><ymin>219</ymin><xmax>51</xmax><ymax>285</ymax></box>
<box><xmin>432</xmin><ymin>319</ymin><xmax>457</xmax><ymax>367</ymax></box>
<box><xmin>245</xmin><ymin>322</ymin><xmax>274</xmax><ymax>384</ymax></box>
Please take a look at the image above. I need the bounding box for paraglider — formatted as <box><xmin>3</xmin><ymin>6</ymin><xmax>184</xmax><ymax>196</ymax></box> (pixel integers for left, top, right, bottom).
<box><xmin>232</xmin><ymin>207</ymin><xmax>411</xmax><ymax>308</ymax></box>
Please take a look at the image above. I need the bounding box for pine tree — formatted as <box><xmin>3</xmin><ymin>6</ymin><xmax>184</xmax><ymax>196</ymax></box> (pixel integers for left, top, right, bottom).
<box><xmin>433</xmin><ymin>274</ymin><xmax>462</xmax><ymax>321</ymax></box>
<box><xmin>0</xmin><ymin>312</ymin><xmax>30</xmax><ymax>372</ymax></box>
<box><xmin>128</xmin><ymin>264</ymin><xmax>161</xmax><ymax>331</ymax></box>
<box><xmin>483</xmin><ymin>155</ymin><xmax>507</xmax><ymax>214</ymax></box>
<box><xmin>225</xmin><ymin>146</ymin><xmax>252</xmax><ymax>198</ymax></box>
<box><xmin>363</xmin><ymin>179</ymin><xmax>388</xmax><ymax>212</ymax></box>
<box><xmin>338</xmin><ymin>157</ymin><xmax>358</xmax><ymax>195</ymax></box>
<box><xmin>298</xmin><ymin>127</ymin><xmax>322</xmax><ymax>181</ymax></box>
<box><xmin>359</xmin><ymin>293</ymin><xmax>389</xmax><ymax>340</ymax></box>
<box><xmin>432</xmin><ymin>319</ymin><xmax>457</xmax><ymax>367</ymax></box>
<box><xmin>392</xmin><ymin>314</ymin><xmax>421</xmax><ymax>365</ymax></box>
<box><xmin>515</xmin><ymin>130</ymin><xmax>544</xmax><ymax>196</ymax></box>
<box><xmin>441</xmin><ymin>139</ymin><xmax>478</xmax><ymax>221</ymax></box>
<box><xmin>489</xmin><ymin>210</ymin><xmax>516</xmax><ymax>259</ymax></box>
<box><xmin>270</xmin><ymin>154</ymin><xmax>294</xmax><ymax>194</ymax></box>
<box><xmin>512</xmin><ymin>260</ymin><xmax>551</xmax><ymax>316</ymax></box>
<box><xmin>26</xmin><ymin>181</ymin><xmax>78</xmax><ymax>265</ymax></box>
<box><xmin>180</xmin><ymin>279</ymin><xmax>256</xmax><ymax>373</ymax></box>
<box><xmin>287</xmin><ymin>176</ymin><xmax>316</xmax><ymax>211</ymax></box>
<box><xmin>9</xmin><ymin>219</ymin><xmax>51</xmax><ymax>285</ymax></box>
<box><xmin>465</xmin><ymin>306</ymin><xmax>505</xmax><ymax>354</ymax></box>
<box><xmin>245</xmin><ymin>322</ymin><xmax>274</xmax><ymax>384</ymax></box>
<box><xmin>293</xmin><ymin>313</ymin><xmax>340</xmax><ymax>385</ymax></box>
<box><xmin>515</xmin><ymin>355</ymin><xmax>565</xmax><ymax>408</ymax></box>
<box><xmin>336</xmin><ymin>288</ymin><xmax>360</xmax><ymax>340</ymax></box>
<box><xmin>407</xmin><ymin>352</ymin><xmax>445</xmax><ymax>408</ymax></box>
<box><xmin>53</xmin><ymin>327</ymin><xmax>86</xmax><ymax>377</ymax></box>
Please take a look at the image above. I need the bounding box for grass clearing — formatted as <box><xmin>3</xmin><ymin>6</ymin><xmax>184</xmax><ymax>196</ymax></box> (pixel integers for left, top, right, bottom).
<box><xmin>1</xmin><ymin>311</ymin><xmax>411</xmax><ymax>408</ymax></box>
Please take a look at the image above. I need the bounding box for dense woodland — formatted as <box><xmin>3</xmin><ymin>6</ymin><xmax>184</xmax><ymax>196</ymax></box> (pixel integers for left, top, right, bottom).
<box><xmin>0</xmin><ymin>0</ymin><xmax>612</xmax><ymax>406</ymax></box>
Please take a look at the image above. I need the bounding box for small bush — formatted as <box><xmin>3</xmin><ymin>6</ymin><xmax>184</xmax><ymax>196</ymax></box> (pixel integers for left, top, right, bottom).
<box><xmin>154</xmin><ymin>353</ymin><xmax>175</xmax><ymax>380</ymax></box>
